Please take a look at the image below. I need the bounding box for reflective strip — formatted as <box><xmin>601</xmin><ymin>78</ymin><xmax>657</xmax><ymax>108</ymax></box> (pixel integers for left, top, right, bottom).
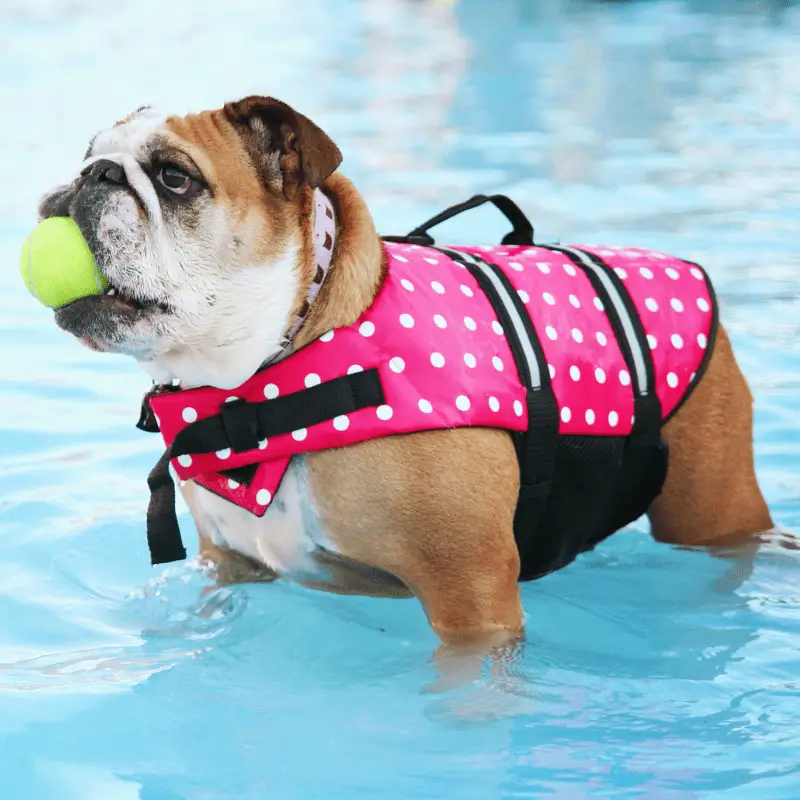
<box><xmin>442</xmin><ymin>248</ymin><xmax>541</xmax><ymax>390</ymax></box>
<box><xmin>553</xmin><ymin>245</ymin><xmax>648</xmax><ymax>396</ymax></box>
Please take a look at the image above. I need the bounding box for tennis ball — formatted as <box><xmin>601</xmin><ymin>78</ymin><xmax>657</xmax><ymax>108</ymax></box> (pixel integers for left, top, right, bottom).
<box><xmin>20</xmin><ymin>217</ymin><xmax>108</xmax><ymax>309</ymax></box>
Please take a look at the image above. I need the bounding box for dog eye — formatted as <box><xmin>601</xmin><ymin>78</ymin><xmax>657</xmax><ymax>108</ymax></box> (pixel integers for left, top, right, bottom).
<box><xmin>157</xmin><ymin>166</ymin><xmax>192</xmax><ymax>195</ymax></box>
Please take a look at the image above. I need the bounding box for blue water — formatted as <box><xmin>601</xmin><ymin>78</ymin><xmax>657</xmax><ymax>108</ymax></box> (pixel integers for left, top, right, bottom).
<box><xmin>1</xmin><ymin>0</ymin><xmax>799</xmax><ymax>797</ymax></box>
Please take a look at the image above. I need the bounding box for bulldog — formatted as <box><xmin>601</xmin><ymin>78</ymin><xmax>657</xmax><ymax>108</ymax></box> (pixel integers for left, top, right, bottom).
<box><xmin>38</xmin><ymin>96</ymin><xmax>773</xmax><ymax>652</ymax></box>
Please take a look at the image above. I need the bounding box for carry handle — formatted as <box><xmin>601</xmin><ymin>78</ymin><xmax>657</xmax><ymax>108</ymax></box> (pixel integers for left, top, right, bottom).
<box><xmin>382</xmin><ymin>194</ymin><xmax>534</xmax><ymax>246</ymax></box>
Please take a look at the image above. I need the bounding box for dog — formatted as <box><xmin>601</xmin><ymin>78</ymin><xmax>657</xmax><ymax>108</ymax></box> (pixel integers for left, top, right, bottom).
<box><xmin>38</xmin><ymin>96</ymin><xmax>773</xmax><ymax>653</ymax></box>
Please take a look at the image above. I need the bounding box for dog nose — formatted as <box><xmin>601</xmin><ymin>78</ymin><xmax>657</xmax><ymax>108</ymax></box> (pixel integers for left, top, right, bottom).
<box><xmin>80</xmin><ymin>159</ymin><xmax>127</xmax><ymax>186</ymax></box>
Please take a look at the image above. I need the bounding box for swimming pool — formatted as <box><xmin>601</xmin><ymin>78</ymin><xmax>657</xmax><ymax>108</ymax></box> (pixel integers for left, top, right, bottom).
<box><xmin>1</xmin><ymin>0</ymin><xmax>799</xmax><ymax>796</ymax></box>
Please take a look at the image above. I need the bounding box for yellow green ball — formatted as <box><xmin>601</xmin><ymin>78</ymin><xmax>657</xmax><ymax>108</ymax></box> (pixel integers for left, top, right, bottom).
<box><xmin>20</xmin><ymin>217</ymin><xmax>108</xmax><ymax>309</ymax></box>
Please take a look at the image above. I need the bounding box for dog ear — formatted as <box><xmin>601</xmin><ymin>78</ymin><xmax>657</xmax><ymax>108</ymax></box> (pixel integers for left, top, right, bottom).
<box><xmin>224</xmin><ymin>96</ymin><xmax>342</xmax><ymax>199</ymax></box>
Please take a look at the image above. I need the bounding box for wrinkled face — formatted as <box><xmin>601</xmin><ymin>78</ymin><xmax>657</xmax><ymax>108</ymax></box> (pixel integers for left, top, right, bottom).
<box><xmin>38</xmin><ymin>97</ymin><xmax>341</xmax><ymax>389</ymax></box>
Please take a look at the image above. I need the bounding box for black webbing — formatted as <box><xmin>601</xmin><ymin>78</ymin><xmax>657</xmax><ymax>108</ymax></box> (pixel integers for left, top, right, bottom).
<box><xmin>146</xmin><ymin>446</ymin><xmax>186</xmax><ymax>565</ymax></box>
<box><xmin>171</xmin><ymin>368</ymin><xmax>385</xmax><ymax>457</ymax></box>
<box><xmin>438</xmin><ymin>248</ymin><xmax>560</xmax><ymax>577</ymax></box>
<box><xmin>382</xmin><ymin>194</ymin><xmax>535</xmax><ymax>247</ymax></box>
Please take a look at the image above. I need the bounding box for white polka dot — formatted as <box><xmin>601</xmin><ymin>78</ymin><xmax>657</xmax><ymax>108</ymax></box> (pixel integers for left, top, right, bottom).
<box><xmin>333</xmin><ymin>415</ymin><xmax>349</xmax><ymax>431</ymax></box>
<box><xmin>518</xmin><ymin>289</ymin><xmax>530</xmax><ymax>303</ymax></box>
<box><xmin>182</xmin><ymin>407</ymin><xmax>198</xmax><ymax>423</ymax></box>
<box><xmin>561</xmin><ymin>407</ymin><xmax>572</xmax><ymax>423</ymax></box>
<box><xmin>292</xmin><ymin>429</ymin><xmax>307</xmax><ymax>441</ymax></box>
<box><xmin>227</xmin><ymin>478</ymin><xmax>240</xmax><ymax>490</ymax></box>
<box><xmin>264</xmin><ymin>383</ymin><xmax>279</xmax><ymax>399</ymax></box>
<box><xmin>455</xmin><ymin>395</ymin><xmax>470</xmax><ymax>411</ymax></box>
<box><xmin>596</xmin><ymin>331</ymin><xmax>608</xmax><ymax>346</ymax></box>
<box><xmin>464</xmin><ymin>353</ymin><xmax>477</xmax><ymax>368</ymax></box>
<box><xmin>491</xmin><ymin>321</ymin><xmax>504</xmax><ymax>336</ymax></box>
<box><xmin>569</xmin><ymin>365</ymin><xmax>581</xmax><ymax>382</ymax></box>
<box><xmin>394</xmin><ymin>255</ymin><xmax>408</xmax><ymax>263</ymax></box>
<box><xmin>464</xmin><ymin>316</ymin><xmax>477</xmax><ymax>331</ymax></box>
<box><xmin>614</xmin><ymin>267</ymin><xmax>628</xmax><ymax>279</ymax></box>
<box><xmin>460</xmin><ymin>284</ymin><xmax>474</xmax><ymax>297</ymax></box>
<box><xmin>697</xmin><ymin>297</ymin><xmax>710</xmax><ymax>312</ymax></box>
<box><xmin>258</xmin><ymin>439</ymin><xmax>268</xmax><ymax>450</ymax></box>
<box><xmin>430</xmin><ymin>352</ymin><xmax>445</xmax><ymax>368</ymax></box>
<box><xmin>320</xmin><ymin>330</ymin><xmax>335</xmax><ymax>342</ymax></box>
<box><xmin>698</xmin><ymin>333</ymin><xmax>708</xmax><ymax>349</ymax></box>
<box><xmin>509</xmin><ymin>261</ymin><xmax>523</xmax><ymax>272</ymax></box>
<box><xmin>690</xmin><ymin>372</ymin><xmax>696</xmax><ymax>382</ymax></box>
<box><xmin>563</xmin><ymin>263</ymin><xmax>577</xmax><ymax>276</ymax></box>
<box><xmin>690</xmin><ymin>267</ymin><xmax>704</xmax><ymax>280</ymax></box>
<box><xmin>216</xmin><ymin>448</ymin><xmax>231</xmax><ymax>460</ymax></box>
<box><xmin>424</xmin><ymin>257</ymin><xmax>438</xmax><ymax>265</ymax></box>
<box><xmin>304</xmin><ymin>372</ymin><xmax>321</xmax><ymax>388</ymax></box>
<box><xmin>401</xmin><ymin>278</ymin><xmax>415</xmax><ymax>292</ymax></box>
<box><xmin>537</xmin><ymin>262</ymin><xmax>551</xmax><ymax>274</ymax></box>
<box><xmin>667</xmin><ymin>372</ymin><xmax>679</xmax><ymax>388</ymax></box>
<box><xmin>585</xmin><ymin>409</ymin><xmax>596</xmax><ymax>425</ymax></box>
<box><xmin>418</xmin><ymin>399</ymin><xmax>433</xmax><ymax>414</ymax></box>
<box><xmin>489</xmin><ymin>396</ymin><xmax>500</xmax><ymax>412</ymax></box>
<box><xmin>569</xmin><ymin>294</ymin><xmax>581</xmax><ymax>308</ymax></box>
<box><xmin>545</xmin><ymin>326</ymin><xmax>558</xmax><ymax>341</ymax></box>
<box><xmin>225</xmin><ymin>396</ymin><xmax>239</xmax><ymax>403</ymax></box>
<box><xmin>595</xmin><ymin>368</ymin><xmax>606</xmax><ymax>384</ymax></box>
<box><xmin>177</xmin><ymin>454</ymin><xmax>192</xmax><ymax>467</ymax></box>
<box><xmin>594</xmin><ymin>297</ymin><xmax>605</xmax><ymax>311</ymax></box>
<box><xmin>492</xmin><ymin>356</ymin><xmax>504</xmax><ymax>372</ymax></box>
<box><xmin>399</xmin><ymin>313</ymin><xmax>415</xmax><ymax>329</ymax></box>
<box><xmin>608</xmin><ymin>411</ymin><xmax>619</xmax><ymax>427</ymax></box>
<box><xmin>256</xmin><ymin>489</ymin><xmax>271</xmax><ymax>506</ymax></box>
<box><xmin>647</xmin><ymin>334</ymin><xmax>658</xmax><ymax>350</ymax></box>
<box><xmin>543</xmin><ymin>292</ymin><xmax>556</xmax><ymax>306</ymax></box>
<box><xmin>389</xmin><ymin>357</ymin><xmax>405</xmax><ymax>373</ymax></box>
<box><xmin>431</xmin><ymin>280</ymin><xmax>445</xmax><ymax>294</ymax></box>
<box><xmin>671</xmin><ymin>334</ymin><xmax>684</xmax><ymax>349</ymax></box>
<box><xmin>376</xmin><ymin>405</ymin><xmax>393</xmax><ymax>421</ymax></box>
<box><xmin>571</xmin><ymin>328</ymin><xmax>583</xmax><ymax>343</ymax></box>
<box><xmin>671</xmin><ymin>298</ymin><xmax>684</xmax><ymax>313</ymax></box>
<box><xmin>640</xmin><ymin>267</ymin><xmax>654</xmax><ymax>280</ymax></box>
<box><xmin>513</xmin><ymin>400</ymin><xmax>524</xmax><ymax>417</ymax></box>
<box><xmin>359</xmin><ymin>321</ymin><xmax>375</xmax><ymax>337</ymax></box>
<box><xmin>433</xmin><ymin>314</ymin><xmax>447</xmax><ymax>329</ymax></box>
<box><xmin>347</xmin><ymin>364</ymin><xmax>363</xmax><ymax>375</ymax></box>
<box><xmin>645</xmin><ymin>297</ymin><xmax>659</xmax><ymax>312</ymax></box>
<box><xmin>619</xmin><ymin>370</ymin><xmax>631</xmax><ymax>386</ymax></box>
<box><xmin>548</xmin><ymin>364</ymin><xmax>556</xmax><ymax>379</ymax></box>
<box><xmin>666</xmin><ymin>267</ymin><xmax>679</xmax><ymax>280</ymax></box>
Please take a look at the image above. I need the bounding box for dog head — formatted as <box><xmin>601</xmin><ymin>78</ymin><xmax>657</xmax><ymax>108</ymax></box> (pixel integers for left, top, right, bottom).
<box><xmin>38</xmin><ymin>97</ymin><xmax>342</xmax><ymax>389</ymax></box>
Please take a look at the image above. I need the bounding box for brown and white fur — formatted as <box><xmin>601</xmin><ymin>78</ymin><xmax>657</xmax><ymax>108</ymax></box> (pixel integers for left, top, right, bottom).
<box><xmin>39</xmin><ymin>96</ymin><xmax>774</xmax><ymax>656</ymax></box>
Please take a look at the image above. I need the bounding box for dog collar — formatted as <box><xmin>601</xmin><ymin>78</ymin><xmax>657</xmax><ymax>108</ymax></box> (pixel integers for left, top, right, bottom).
<box><xmin>281</xmin><ymin>188</ymin><xmax>336</xmax><ymax>348</ymax></box>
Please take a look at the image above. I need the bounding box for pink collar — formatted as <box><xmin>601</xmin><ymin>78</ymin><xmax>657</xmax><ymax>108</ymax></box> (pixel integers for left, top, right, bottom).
<box><xmin>281</xmin><ymin>188</ymin><xmax>337</xmax><ymax>347</ymax></box>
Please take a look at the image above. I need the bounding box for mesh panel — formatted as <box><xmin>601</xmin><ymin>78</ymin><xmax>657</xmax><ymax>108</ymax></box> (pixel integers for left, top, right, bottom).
<box><xmin>516</xmin><ymin>434</ymin><xmax>667</xmax><ymax>581</ymax></box>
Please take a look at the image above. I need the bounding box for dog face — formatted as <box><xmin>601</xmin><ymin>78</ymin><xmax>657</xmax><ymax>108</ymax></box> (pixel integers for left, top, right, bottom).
<box><xmin>38</xmin><ymin>97</ymin><xmax>342</xmax><ymax>388</ymax></box>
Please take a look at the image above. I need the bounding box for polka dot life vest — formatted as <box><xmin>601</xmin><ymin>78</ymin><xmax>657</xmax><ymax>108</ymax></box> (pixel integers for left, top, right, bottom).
<box><xmin>140</xmin><ymin>197</ymin><xmax>718</xmax><ymax>579</ymax></box>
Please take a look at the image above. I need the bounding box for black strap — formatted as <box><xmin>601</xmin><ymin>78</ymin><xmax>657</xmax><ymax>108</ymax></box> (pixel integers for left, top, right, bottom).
<box><xmin>136</xmin><ymin>383</ymin><xmax>182</xmax><ymax>433</ymax></box>
<box><xmin>438</xmin><ymin>247</ymin><xmax>560</xmax><ymax>575</ymax></box>
<box><xmin>146</xmin><ymin>446</ymin><xmax>186</xmax><ymax>565</ymax></box>
<box><xmin>171</xmin><ymin>368</ymin><xmax>385</xmax><ymax>458</ymax></box>
<box><xmin>381</xmin><ymin>194</ymin><xmax>535</xmax><ymax>247</ymax></box>
<box><xmin>546</xmin><ymin>246</ymin><xmax>662</xmax><ymax>447</ymax></box>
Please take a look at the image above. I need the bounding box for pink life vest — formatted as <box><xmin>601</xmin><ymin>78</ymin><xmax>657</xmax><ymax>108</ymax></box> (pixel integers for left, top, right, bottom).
<box><xmin>143</xmin><ymin>236</ymin><xmax>716</xmax><ymax>578</ymax></box>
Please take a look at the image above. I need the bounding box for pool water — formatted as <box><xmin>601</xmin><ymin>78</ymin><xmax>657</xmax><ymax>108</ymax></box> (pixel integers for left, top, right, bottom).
<box><xmin>2</xmin><ymin>0</ymin><xmax>799</xmax><ymax>797</ymax></box>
